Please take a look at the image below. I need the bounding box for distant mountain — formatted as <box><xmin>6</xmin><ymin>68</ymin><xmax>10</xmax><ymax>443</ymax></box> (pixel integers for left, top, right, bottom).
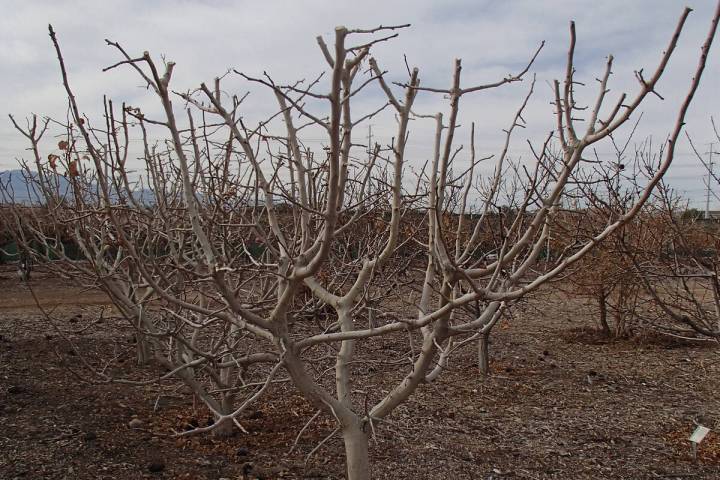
<box><xmin>0</xmin><ymin>169</ymin><xmax>156</xmax><ymax>205</ymax></box>
<box><xmin>0</xmin><ymin>169</ymin><xmax>72</xmax><ymax>204</ymax></box>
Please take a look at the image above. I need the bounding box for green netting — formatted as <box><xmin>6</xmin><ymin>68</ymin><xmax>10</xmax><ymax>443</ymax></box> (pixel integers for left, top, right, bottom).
<box><xmin>0</xmin><ymin>240</ymin><xmax>84</xmax><ymax>263</ymax></box>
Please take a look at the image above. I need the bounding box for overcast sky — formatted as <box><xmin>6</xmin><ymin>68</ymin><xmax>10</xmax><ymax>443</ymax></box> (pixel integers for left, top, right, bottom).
<box><xmin>2</xmin><ymin>0</ymin><xmax>719</xmax><ymax>208</ymax></box>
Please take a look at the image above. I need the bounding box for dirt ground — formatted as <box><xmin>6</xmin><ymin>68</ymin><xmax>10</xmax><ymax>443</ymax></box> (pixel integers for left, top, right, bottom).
<box><xmin>2</xmin><ymin>266</ymin><xmax>720</xmax><ymax>479</ymax></box>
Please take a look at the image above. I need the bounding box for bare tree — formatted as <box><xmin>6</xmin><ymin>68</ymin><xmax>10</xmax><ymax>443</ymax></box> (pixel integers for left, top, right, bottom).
<box><xmin>4</xmin><ymin>4</ymin><xmax>720</xmax><ymax>478</ymax></box>
<box><xmin>553</xmin><ymin>133</ymin><xmax>655</xmax><ymax>339</ymax></box>
<box><xmin>573</xmin><ymin>121</ymin><xmax>720</xmax><ymax>343</ymax></box>
<box><xmin>621</xmin><ymin>151</ymin><xmax>720</xmax><ymax>341</ymax></box>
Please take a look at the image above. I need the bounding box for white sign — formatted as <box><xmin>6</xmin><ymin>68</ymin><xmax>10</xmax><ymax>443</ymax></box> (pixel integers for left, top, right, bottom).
<box><xmin>689</xmin><ymin>425</ymin><xmax>710</xmax><ymax>444</ymax></box>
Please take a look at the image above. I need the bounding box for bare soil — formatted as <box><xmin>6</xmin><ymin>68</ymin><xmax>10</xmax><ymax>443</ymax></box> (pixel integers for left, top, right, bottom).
<box><xmin>2</xmin><ymin>266</ymin><xmax>720</xmax><ymax>479</ymax></box>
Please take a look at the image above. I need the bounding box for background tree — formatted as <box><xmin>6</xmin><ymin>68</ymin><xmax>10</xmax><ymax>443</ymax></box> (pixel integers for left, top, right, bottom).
<box><xmin>622</xmin><ymin>175</ymin><xmax>720</xmax><ymax>340</ymax></box>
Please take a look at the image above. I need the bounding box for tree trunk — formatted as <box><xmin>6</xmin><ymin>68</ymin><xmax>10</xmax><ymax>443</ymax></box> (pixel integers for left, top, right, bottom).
<box><xmin>614</xmin><ymin>286</ymin><xmax>628</xmax><ymax>338</ymax></box>
<box><xmin>212</xmin><ymin>394</ymin><xmax>235</xmax><ymax>437</ymax></box>
<box><xmin>478</xmin><ymin>331</ymin><xmax>490</xmax><ymax>377</ymax></box>
<box><xmin>342</xmin><ymin>420</ymin><xmax>370</xmax><ymax>480</ymax></box>
<box><xmin>136</xmin><ymin>334</ymin><xmax>151</xmax><ymax>365</ymax></box>
<box><xmin>598</xmin><ymin>291</ymin><xmax>611</xmax><ymax>338</ymax></box>
<box><xmin>212</xmin><ymin>416</ymin><xmax>234</xmax><ymax>437</ymax></box>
